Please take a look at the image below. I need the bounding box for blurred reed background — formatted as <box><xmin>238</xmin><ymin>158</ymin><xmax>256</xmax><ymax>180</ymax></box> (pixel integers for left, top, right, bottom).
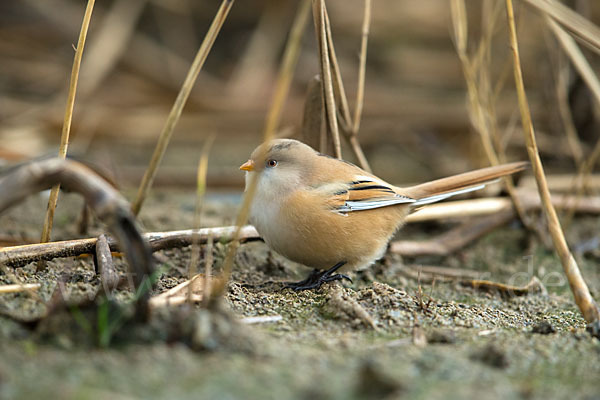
<box><xmin>1</xmin><ymin>0</ymin><xmax>598</xmax><ymax>189</ymax></box>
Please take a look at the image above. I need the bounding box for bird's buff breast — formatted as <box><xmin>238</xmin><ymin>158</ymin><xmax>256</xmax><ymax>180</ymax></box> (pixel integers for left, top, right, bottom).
<box><xmin>249</xmin><ymin>189</ymin><xmax>408</xmax><ymax>271</ymax></box>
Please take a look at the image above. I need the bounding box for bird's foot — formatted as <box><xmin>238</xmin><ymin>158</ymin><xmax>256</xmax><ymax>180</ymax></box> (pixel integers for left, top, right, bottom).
<box><xmin>285</xmin><ymin>261</ymin><xmax>352</xmax><ymax>291</ymax></box>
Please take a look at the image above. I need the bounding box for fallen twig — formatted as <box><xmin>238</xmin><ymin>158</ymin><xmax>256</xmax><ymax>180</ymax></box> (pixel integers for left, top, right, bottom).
<box><xmin>4</xmin><ymin>189</ymin><xmax>600</xmax><ymax>265</ymax></box>
<box><xmin>0</xmin><ymin>226</ymin><xmax>260</xmax><ymax>268</ymax></box>
<box><xmin>149</xmin><ymin>274</ymin><xmax>206</xmax><ymax>309</ymax></box>
<box><xmin>0</xmin><ymin>158</ymin><xmax>154</xmax><ymax>319</ymax></box>
<box><xmin>392</xmin><ymin>209</ymin><xmax>516</xmax><ymax>257</ymax></box>
<box><xmin>94</xmin><ymin>234</ymin><xmax>119</xmax><ymax>294</ymax></box>
<box><xmin>519</xmin><ymin>174</ymin><xmax>600</xmax><ymax>192</ymax></box>
<box><xmin>0</xmin><ymin>283</ymin><xmax>41</xmax><ymax>294</ymax></box>
<box><xmin>460</xmin><ymin>276</ymin><xmax>546</xmax><ymax>296</ymax></box>
<box><xmin>400</xmin><ymin>265</ymin><xmax>481</xmax><ymax>282</ymax></box>
<box><xmin>240</xmin><ymin>315</ymin><xmax>283</xmax><ymax>324</ymax></box>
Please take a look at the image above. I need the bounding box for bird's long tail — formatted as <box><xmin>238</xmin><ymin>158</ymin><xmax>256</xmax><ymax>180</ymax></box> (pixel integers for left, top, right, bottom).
<box><xmin>401</xmin><ymin>161</ymin><xmax>528</xmax><ymax>206</ymax></box>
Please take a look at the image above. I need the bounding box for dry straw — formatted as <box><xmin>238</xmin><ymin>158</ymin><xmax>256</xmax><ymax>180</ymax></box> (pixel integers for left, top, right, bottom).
<box><xmin>131</xmin><ymin>0</ymin><xmax>234</xmax><ymax>216</ymax></box>
<box><xmin>318</xmin><ymin>0</ymin><xmax>372</xmax><ymax>171</ymax></box>
<box><xmin>212</xmin><ymin>0</ymin><xmax>311</xmax><ymax>298</ymax></box>
<box><xmin>188</xmin><ymin>136</ymin><xmax>215</xmax><ymax>304</ymax></box>
<box><xmin>40</xmin><ymin>0</ymin><xmax>95</xmax><ymax>246</ymax></box>
<box><xmin>313</xmin><ymin>0</ymin><xmax>343</xmax><ymax>159</ymax></box>
<box><xmin>548</xmin><ymin>18</ymin><xmax>600</xmax><ymax>222</ymax></box>
<box><xmin>505</xmin><ymin>0</ymin><xmax>599</xmax><ymax>332</ymax></box>
<box><xmin>524</xmin><ymin>0</ymin><xmax>600</xmax><ymax>53</ymax></box>
<box><xmin>450</xmin><ymin>0</ymin><xmax>540</xmax><ymax>241</ymax></box>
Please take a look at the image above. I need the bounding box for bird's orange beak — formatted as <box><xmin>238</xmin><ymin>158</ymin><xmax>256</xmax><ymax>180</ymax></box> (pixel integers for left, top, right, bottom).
<box><xmin>239</xmin><ymin>159</ymin><xmax>255</xmax><ymax>171</ymax></box>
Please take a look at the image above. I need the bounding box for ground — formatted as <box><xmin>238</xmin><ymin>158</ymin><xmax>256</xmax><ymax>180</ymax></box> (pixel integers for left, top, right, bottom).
<box><xmin>1</xmin><ymin>189</ymin><xmax>599</xmax><ymax>400</ymax></box>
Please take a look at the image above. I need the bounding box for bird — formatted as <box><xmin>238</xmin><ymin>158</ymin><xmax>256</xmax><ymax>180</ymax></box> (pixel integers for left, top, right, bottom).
<box><xmin>239</xmin><ymin>139</ymin><xmax>527</xmax><ymax>290</ymax></box>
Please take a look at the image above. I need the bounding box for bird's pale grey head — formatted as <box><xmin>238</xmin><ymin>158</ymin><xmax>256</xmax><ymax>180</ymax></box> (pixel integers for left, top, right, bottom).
<box><xmin>239</xmin><ymin>139</ymin><xmax>317</xmax><ymax>196</ymax></box>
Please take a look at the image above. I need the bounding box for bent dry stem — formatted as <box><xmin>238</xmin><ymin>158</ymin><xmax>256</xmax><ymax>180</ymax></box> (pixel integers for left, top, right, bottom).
<box><xmin>505</xmin><ymin>0</ymin><xmax>600</xmax><ymax>334</ymax></box>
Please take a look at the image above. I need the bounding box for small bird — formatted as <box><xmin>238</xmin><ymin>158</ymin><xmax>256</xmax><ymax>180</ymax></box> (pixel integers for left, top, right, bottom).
<box><xmin>240</xmin><ymin>139</ymin><xmax>527</xmax><ymax>290</ymax></box>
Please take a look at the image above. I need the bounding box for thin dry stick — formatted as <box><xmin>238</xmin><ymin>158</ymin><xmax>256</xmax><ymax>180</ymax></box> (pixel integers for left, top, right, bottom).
<box><xmin>201</xmin><ymin>234</ymin><xmax>214</xmax><ymax>307</ymax></box>
<box><xmin>555</xmin><ymin>56</ymin><xmax>585</xmax><ymax>168</ymax></box>
<box><xmin>321</xmin><ymin>4</ymin><xmax>351</xmax><ymax>126</ymax></box>
<box><xmin>322</xmin><ymin>3</ymin><xmax>371</xmax><ymax>171</ymax></box>
<box><xmin>548</xmin><ymin>17</ymin><xmax>600</xmax><ymax>219</ymax></box>
<box><xmin>352</xmin><ymin>0</ymin><xmax>371</xmax><ymax>135</ymax></box>
<box><xmin>506</xmin><ymin>0</ymin><xmax>600</xmax><ymax>332</ymax></box>
<box><xmin>0</xmin><ymin>226</ymin><xmax>260</xmax><ymax>268</ymax></box>
<box><xmin>188</xmin><ymin>136</ymin><xmax>214</xmax><ymax>303</ymax></box>
<box><xmin>0</xmin><ymin>283</ymin><xmax>41</xmax><ymax>294</ymax></box>
<box><xmin>451</xmin><ymin>0</ymin><xmax>535</xmax><ymax>240</ymax></box>
<box><xmin>313</xmin><ymin>0</ymin><xmax>342</xmax><ymax>159</ymax></box>
<box><xmin>213</xmin><ymin>0</ymin><xmax>310</xmax><ymax>296</ymax></box>
<box><xmin>95</xmin><ymin>233</ymin><xmax>119</xmax><ymax>293</ymax></box>
<box><xmin>131</xmin><ymin>0</ymin><xmax>234</xmax><ymax>216</ymax></box>
<box><xmin>523</xmin><ymin>0</ymin><xmax>600</xmax><ymax>54</ymax></box>
<box><xmin>302</xmin><ymin>75</ymin><xmax>328</xmax><ymax>151</ymax></box>
<box><xmin>4</xmin><ymin>190</ymin><xmax>600</xmax><ymax>266</ymax></box>
<box><xmin>391</xmin><ymin>209</ymin><xmax>516</xmax><ymax>257</ymax></box>
<box><xmin>78</xmin><ymin>0</ymin><xmax>147</xmax><ymax>99</ymax></box>
<box><xmin>461</xmin><ymin>276</ymin><xmax>545</xmax><ymax>296</ymax></box>
<box><xmin>263</xmin><ymin>0</ymin><xmax>311</xmax><ymax>138</ymax></box>
<box><xmin>40</xmin><ymin>0</ymin><xmax>95</xmax><ymax>245</ymax></box>
<box><xmin>0</xmin><ymin>264</ymin><xmax>43</xmax><ymax>302</ymax></box>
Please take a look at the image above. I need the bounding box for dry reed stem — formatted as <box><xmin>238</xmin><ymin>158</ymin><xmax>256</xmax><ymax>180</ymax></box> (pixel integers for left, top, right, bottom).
<box><xmin>263</xmin><ymin>0</ymin><xmax>311</xmax><ymax>138</ymax></box>
<box><xmin>227</xmin><ymin>3</ymin><xmax>288</xmax><ymax>102</ymax></box>
<box><xmin>188</xmin><ymin>136</ymin><xmax>214</xmax><ymax>304</ymax></box>
<box><xmin>352</xmin><ymin>0</ymin><xmax>371</xmax><ymax>135</ymax></box>
<box><xmin>131</xmin><ymin>0</ymin><xmax>234</xmax><ymax>216</ymax></box>
<box><xmin>506</xmin><ymin>0</ymin><xmax>600</xmax><ymax>328</ymax></box>
<box><xmin>313</xmin><ymin>0</ymin><xmax>342</xmax><ymax>159</ymax></box>
<box><xmin>213</xmin><ymin>0</ymin><xmax>310</xmax><ymax>297</ymax></box>
<box><xmin>201</xmin><ymin>234</ymin><xmax>214</xmax><ymax>307</ymax></box>
<box><xmin>548</xmin><ymin>18</ymin><xmax>600</xmax><ymax>221</ymax></box>
<box><xmin>322</xmin><ymin>3</ymin><xmax>371</xmax><ymax>171</ymax></box>
<box><xmin>79</xmin><ymin>0</ymin><xmax>147</xmax><ymax>99</ymax></box>
<box><xmin>523</xmin><ymin>0</ymin><xmax>600</xmax><ymax>54</ymax></box>
<box><xmin>40</xmin><ymin>0</ymin><xmax>95</xmax><ymax>245</ymax></box>
<box><xmin>322</xmin><ymin>6</ymin><xmax>351</xmax><ymax>126</ymax></box>
<box><xmin>302</xmin><ymin>75</ymin><xmax>328</xmax><ymax>151</ymax></box>
<box><xmin>451</xmin><ymin>0</ymin><xmax>534</xmax><ymax>239</ymax></box>
<box><xmin>549</xmin><ymin>19</ymin><xmax>600</xmax><ymax>120</ymax></box>
<box><xmin>555</xmin><ymin>57</ymin><xmax>585</xmax><ymax>168</ymax></box>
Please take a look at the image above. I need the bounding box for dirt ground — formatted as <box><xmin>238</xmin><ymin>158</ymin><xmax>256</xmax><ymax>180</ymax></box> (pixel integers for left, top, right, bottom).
<box><xmin>1</xmin><ymin>189</ymin><xmax>599</xmax><ymax>400</ymax></box>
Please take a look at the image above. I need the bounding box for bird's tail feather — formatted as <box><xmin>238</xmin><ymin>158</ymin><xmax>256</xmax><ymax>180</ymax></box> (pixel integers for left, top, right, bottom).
<box><xmin>402</xmin><ymin>161</ymin><xmax>528</xmax><ymax>206</ymax></box>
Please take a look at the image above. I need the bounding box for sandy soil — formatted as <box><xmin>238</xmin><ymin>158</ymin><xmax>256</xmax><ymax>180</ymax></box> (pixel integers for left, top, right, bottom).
<box><xmin>1</xmin><ymin>189</ymin><xmax>599</xmax><ymax>399</ymax></box>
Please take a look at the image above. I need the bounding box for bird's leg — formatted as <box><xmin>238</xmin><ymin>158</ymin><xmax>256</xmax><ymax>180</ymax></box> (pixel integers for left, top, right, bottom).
<box><xmin>285</xmin><ymin>261</ymin><xmax>352</xmax><ymax>291</ymax></box>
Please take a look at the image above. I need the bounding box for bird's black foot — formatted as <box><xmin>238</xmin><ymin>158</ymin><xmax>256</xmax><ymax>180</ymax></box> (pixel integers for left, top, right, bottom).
<box><xmin>285</xmin><ymin>261</ymin><xmax>352</xmax><ymax>291</ymax></box>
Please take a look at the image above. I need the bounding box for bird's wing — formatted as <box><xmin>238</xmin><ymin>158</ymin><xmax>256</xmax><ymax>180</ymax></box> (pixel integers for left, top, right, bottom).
<box><xmin>317</xmin><ymin>177</ymin><xmax>415</xmax><ymax>213</ymax></box>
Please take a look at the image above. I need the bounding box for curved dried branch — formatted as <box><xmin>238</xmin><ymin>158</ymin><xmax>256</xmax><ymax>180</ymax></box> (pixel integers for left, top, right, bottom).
<box><xmin>0</xmin><ymin>158</ymin><xmax>154</xmax><ymax>319</ymax></box>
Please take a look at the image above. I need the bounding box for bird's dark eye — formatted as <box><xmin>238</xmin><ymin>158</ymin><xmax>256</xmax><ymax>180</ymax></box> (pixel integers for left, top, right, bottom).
<box><xmin>266</xmin><ymin>159</ymin><xmax>278</xmax><ymax>168</ymax></box>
